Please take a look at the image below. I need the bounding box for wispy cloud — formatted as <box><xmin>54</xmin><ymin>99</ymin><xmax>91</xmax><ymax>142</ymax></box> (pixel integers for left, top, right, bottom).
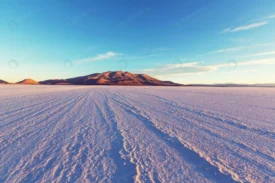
<box><xmin>142</xmin><ymin>59</ymin><xmax>275</xmax><ymax>78</ymax></box>
<box><xmin>74</xmin><ymin>51</ymin><xmax>119</xmax><ymax>64</ymax></box>
<box><xmin>237</xmin><ymin>58</ymin><xmax>275</xmax><ymax>66</ymax></box>
<box><xmin>224</xmin><ymin>69</ymin><xmax>257</xmax><ymax>75</ymax></box>
<box><xmin>223</xmin><ymin>21</ymin><xmax>268</xmax><ymax>33</ymax></box>
<box><xmin>209</xmin><ymin>58</ymin><xmax>275</xmax><ymax>68</ymax></box>
<box><xmin>248</xmin><ymin>13</ymin><xmax>275</xmax><ymax>22</ymax></box>
<box><xmin>152</xmin><ymin>47</ymin><xmax>171</xmax><ymax>52</ymax></box>
<box><xmin>265</xmin><ymin>14</ymin><xmax>275</xmax><ymax>20</ymax></box>
<box><xmin>212</xmin><ymin>47</ymin><xmax>243</xmax><ymax>53</ymax></box>
<box><xmin>252</xmin><ymin>43</ymin><xmax>274</xmax><ymax>47</ymax></box>
<box><xmin>144</xmin><ymin>62</ymin><xmax>201</xmax><ymax>72</ymax></box>
<box><xmin>141</xmin><ymin>62</ymin><xmax>216</xmax><ymax>78</ymax></box>
<box><xmin>123</xmin><ymin>54</ymin><xmax>161</xmax><ymax>60</ymax></box>
<box><xmin>171</xmin><ymin>62</ymin><xmax>200</xmax><ymax>69</ymax></box>
<box><xmin>155</xmin><ymin>72</ymin><xmax>207</xmax><ymax>78</ymax></box>
<box><xmin>242</xmin><ymin>51</ymin><xmax>275</xmax><ymax>58</ymax></box>
<box><xmin>196</xmin><ymin>43</ymin><xmax>274</xmax><ymax>58</ymax></box>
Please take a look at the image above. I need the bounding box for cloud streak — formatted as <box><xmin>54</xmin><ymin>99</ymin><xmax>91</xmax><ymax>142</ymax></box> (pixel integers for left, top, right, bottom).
<box><xmin>141</xmin><ymin>62</ymin><xmax>216</xmax><ymax>79</ymax></box>
<box><xmin>265</xmin><ymin>14</ymin><xmax>275</xmax><ymax>20</ymax></box>
<box><xmin>152</xmin><ymin>47</ymin><xmax>171</xmax><ymax>52</ymax></box>
<box><xmin>242</xmin><ymin>51</ymin><xmax>275</xmax><ymax>58</ymax></box>
<box><xmin>142</xmin><ymin>59</ymin><xmax>275</xmax><ymax>78</ymax></box>
<box><xmin>212</xmin><ymin>47</ymin><xmax>243</xmax><ymax>53</ymax></box>
<box><xmin>74</xmin><ymin>51</ymin><xmax>119</xmax><ymax>64</ymax></box>
<box><xmin>223</xmin><ymin>21</ymin><xmax>268</xmax><ymax>33</ymax></box>
<box><xmin>122</xmin><ymin>54</ymin><xmax>161</xmax><ymax>60</ymax></box>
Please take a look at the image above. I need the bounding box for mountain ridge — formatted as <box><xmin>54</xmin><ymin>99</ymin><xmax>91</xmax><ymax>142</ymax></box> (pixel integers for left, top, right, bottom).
<box><xmin>39</xmin><ymin>71</ymin><xmax>182</xmax><ymax>86</ymax></box>
<box><xmin>17</xmin><ymin>79</ymin><xmax>39</xmax><ymax>85</ymax></box>
<box><xmin>0</xmin><ymin>79</ymin><xmax>9</xmax><ymax>84</ymax></box>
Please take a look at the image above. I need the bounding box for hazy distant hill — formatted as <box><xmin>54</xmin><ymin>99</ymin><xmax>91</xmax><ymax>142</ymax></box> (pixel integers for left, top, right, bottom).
<box><xmin>17</xmin><ymin>79</ymin><xmax>39</xmax><ymax>85</ymax></box>
<box><xmin>39</xmin><ymin>79</ymin><xmax>71</xmax><ymax>85</ymax></box>
<box><xmin>0</xmin><ymin>79</ymin><xmax>9</xmax><ymax>84</ymax></box>
<box><xmin>39</xmin><ymin>71</ymin><xmax>182</xmax><ymax>86</ymax></box>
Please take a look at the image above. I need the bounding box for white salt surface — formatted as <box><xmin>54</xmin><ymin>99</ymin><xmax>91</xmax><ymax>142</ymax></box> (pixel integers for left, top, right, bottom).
<box><xmin>0</xmin><ymin>85</ymin><xmax>274</xmax><ymax>183</ymax></box>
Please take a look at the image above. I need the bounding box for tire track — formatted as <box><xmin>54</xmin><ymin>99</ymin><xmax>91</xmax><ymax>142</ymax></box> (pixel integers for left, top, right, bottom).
<box><xmin>111</xmin><ymin>93</ymin><xmax>238</xmax><ymax>183</ymax></box>
<box><xmin>3</xmin><ymin>91</ymin><xmax>90</xmax><ymax>183</ymax></box>
<box><xmin>98</xmin><ymin>90</ymin><xmax>136</xmax><ymax>183</ymax></box>
<box><xmin>1</xmin><ymin>86</ymin><xmax>274</xmax><ymax>183</ymax></box>
<box><xmin>116</xmin><ymin>91</ymin><xmax>275</xmax><ymax>163</ymax></box>
<box><xmin>131</xmin><ymin>91</ymin><xmax>275</xmax><ymax>140</ymax></box>
<box><xmin>0</xmin><ymin>91</ymin><xmax>88</xmax><ymax>153</ymax></box>
<box><xmin>0</xmin><ymin>91</ymin><xmax>87</xmax><ymax>127</ymax></box>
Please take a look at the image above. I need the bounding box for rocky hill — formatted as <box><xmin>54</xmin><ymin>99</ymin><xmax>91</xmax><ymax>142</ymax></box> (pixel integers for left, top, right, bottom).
<box><xmin>39</xmin><ymin>71</ymin><xmax>182</xmax><ymax>86</ymax></box>
<box><xmin>17</xmin><ymin>79</ymin><xmax>39</xmax><ymax>85</ymax></box>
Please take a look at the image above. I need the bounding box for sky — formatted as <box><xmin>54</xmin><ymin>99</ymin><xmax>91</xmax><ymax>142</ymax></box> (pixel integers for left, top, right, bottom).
<box><xmin>0</xmin><ymin>0</ymin><xmax>275</xmax><ymax>84</ymax></box>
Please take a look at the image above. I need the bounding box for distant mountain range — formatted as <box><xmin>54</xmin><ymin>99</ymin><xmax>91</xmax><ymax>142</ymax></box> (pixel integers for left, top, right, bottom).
<box><xmin>40</xmin><ymin>71</ymin><xmax>182</xmax><ymax>86</ymax></box>
<box><xmin>1</xmin><ymin>71</ymin><xmax>182</xmax><ymax>86</ymax></box>
<box><xmin>1</xmin><ymin>71</ymin><xmax>275</xmax><ymax>87</ymax></box>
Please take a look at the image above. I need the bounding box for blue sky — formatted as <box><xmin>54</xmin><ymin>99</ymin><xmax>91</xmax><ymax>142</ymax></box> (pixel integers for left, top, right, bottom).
<box><xmin>0</xmin><ymin>0</ymin><xmax>275</xmax><ymax>84</ymax></box>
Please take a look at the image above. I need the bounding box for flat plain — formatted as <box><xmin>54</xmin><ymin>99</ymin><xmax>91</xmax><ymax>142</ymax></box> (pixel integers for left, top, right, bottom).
<box><xmin>0</xmin><ymin>85</ymin><xmax>274</xmax><ymax>183</ymax></box>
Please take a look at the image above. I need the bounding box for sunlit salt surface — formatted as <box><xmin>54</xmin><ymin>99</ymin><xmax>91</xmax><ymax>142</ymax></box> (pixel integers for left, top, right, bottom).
<box><xmin>0</xmin><ymin>85</ymin><xmax>274</xmax><ymax>183</ymax></box>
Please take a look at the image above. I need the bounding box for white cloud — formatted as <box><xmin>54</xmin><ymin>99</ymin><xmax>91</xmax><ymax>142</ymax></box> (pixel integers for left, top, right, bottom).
<box><xmin>237</xmin><ymin>58</ymin><xmax>275</xmax><ymax>66</ymax></box>
<box><xmin>223</xmin><ymin>21</ymin><xmax>268</xmax><ymax>33</ymax></box>
<box><xmin>264</xmin><ymin>14</ymin><xmax>275</xmax><ymax>20</ymax></box>
<box><xmin>143</xmin><ymin>69</ymin><xmax>155</xmax><ymax>72</ymax></box>
<box><xmin>155</xmin><ymin>72</ymin><xmax>207</xmax><ymax>79</ymax></box>
<box><xmin>141</xmin><ymin>62</ymin><xmax>216</xmax><ymax>78</ymax></box>
<box><xmin>212</xmin><ymin>43</ymin><xmax>274</xmax><ymax>55</ymax></box>
<box><xmin>165</xmin><ymin>62</ymin><xmax>200</xmax><ymax>69</ymax></box>
<box><xmin>242</xmin><ymin>51</ymin><xmax>275</xmax><ymax>58</ymax></box>
<box><xmin>125</xmin><ymin>54</ymin><xmax>161</xmax><ymax>60</ymax></box>
<box><xmin>252</xmin><ymin>43</ymin><xmax>274</xmax><ymax>47</ymax></box>
<box><xmin>212</xmin><ymin>47</ymin><xmax>243</xmax><ymax>53</ymax></box>
<box><xmin>74</xmin><ymin>51</ymin><xmax>119</xmax><ymax>64</ymax></box>
<box><xmin>142</xmin><ymin>59</ymin><xmax>275</xmax><ymax>78</ymax></box>
<box><xmin>212</xmin><ymin>59</ymin><xmax>275</xmax><ymax>68</ymax></box>
<box><xmin>142</xmin><ymin>62</ymin><xmax>201</xmax><ymax>72</ymax></box>
<box><xmin>222</xmin><ymin>28</ymin><xmax>232</xmax><ymax>33</ymax></box>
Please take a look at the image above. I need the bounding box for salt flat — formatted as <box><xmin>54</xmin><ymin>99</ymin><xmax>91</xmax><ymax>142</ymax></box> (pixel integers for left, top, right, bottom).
<box><xmin>0</xmin><ymin>85</ymin><xmax>274</xmax><ymax>183</ymax></box>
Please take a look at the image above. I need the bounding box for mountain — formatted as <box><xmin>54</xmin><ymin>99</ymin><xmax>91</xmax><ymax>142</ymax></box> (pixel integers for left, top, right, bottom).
<box><xmin>39</xmin><ymin>71</ymin><xmax>182</xmax><ymax>86</ymax></box>
<box><xmin>39</xmin><ymin>79</ymin><xmax>71</xmax><ymax>85</ymax></box>
<box><xmin>0</xmin><ymin>79</ymin><xmax>9</xmax><ymax>84</ymax></box>
<box><xmin>17</xmin><ymin>79</ymin><xmax>39</xmax><ymax>85</ymax></box>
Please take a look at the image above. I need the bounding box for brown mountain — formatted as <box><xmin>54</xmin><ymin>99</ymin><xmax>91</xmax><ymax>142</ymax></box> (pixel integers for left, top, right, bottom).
<box><xmin>0</xmin><ymin>79</ymin><xmax>9</xmax><ymax>84</ymax></box>
<box><xmin>39</xmin><ymin>71</ymin><xmax>182</xmax><ymax>86</ymax></box>
<box><xmin>17</xmin><ymin>79</ymin><xmax>39</xmax><ymax>85</ymax></box>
